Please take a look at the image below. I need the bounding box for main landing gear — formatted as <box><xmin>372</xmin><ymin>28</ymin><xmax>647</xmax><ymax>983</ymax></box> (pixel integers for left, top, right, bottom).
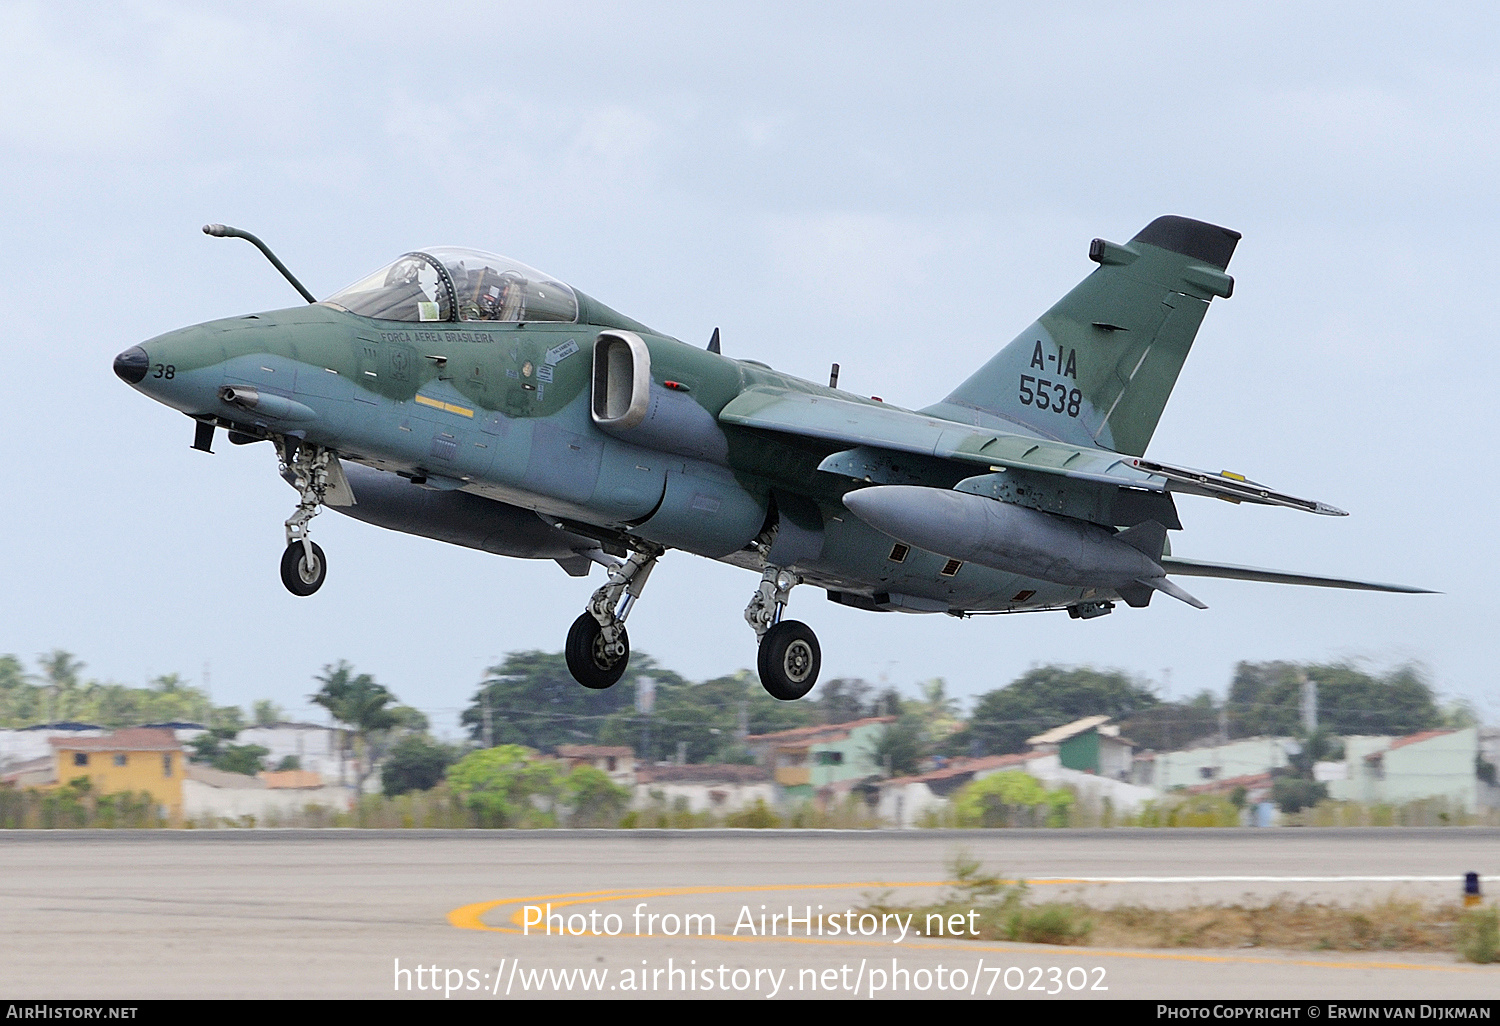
<box><xmin>560</xmin><ymin>544</ymin><xmax>822</xmax><ymax>703</ymax></box>
<box><xmin>564</xmin><ymin>544</ymin><xmax>662</xmax><ymax>690</ymax></box>
<box><xmin>745</xmin><ymin>566</ymin><xmax>821</xmax><ymax>701</ymax></box>
<box><xmin>279</xmin><ymin>441</ymin><xmax>332</xmax><ymax>596</ymax></box>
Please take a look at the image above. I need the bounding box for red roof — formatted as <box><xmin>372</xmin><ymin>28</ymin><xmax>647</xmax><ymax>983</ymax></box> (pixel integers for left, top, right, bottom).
<box><xmin>48</xmin><ymin>727</ymin><xmax>181</xmax><ymax>752</ymax></box>
<box><xmin>884</xmin><ymin>752</ymin><xmax>1042</xmax><ymax>787</ymax></box>
<box><xmin>556</xmin><ymin>745</ymin><xmax>635</xmax><ymax>760</ymax></box>
<box><xmin>1386</xmin><ymin>729</ymin><xmax>1454</xmax><ymax>752</ymax></box>
<box><xmin>745</xmin><ymin>717</ymin><xmax>894</xmax><ymax>746</ymax></box>
<box><xmin>1184</xmin><ymin>771</ymin><xmax>1274</xmax><ymax>796</ymax></box>
<box><xmin>637</xmin><ymin>764</ymin><xmax>770</xmax><ymax>784</ymax></box>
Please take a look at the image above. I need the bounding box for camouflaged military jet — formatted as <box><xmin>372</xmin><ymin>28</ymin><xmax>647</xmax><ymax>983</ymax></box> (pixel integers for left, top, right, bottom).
<box><xmin>114</xmin><ymin>217</ymin><xmax>1427</xmax><ymax>700</ymax></box>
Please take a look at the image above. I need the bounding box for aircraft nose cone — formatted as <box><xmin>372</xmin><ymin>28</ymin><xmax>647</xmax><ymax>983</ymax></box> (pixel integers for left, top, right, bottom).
<box><xmin>113</xmin><ymin>345</ymin><xmax>149</xmax><ymax>384</ymax></box>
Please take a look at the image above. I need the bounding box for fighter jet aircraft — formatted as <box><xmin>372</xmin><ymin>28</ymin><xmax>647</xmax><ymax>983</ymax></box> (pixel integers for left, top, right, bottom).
<box><xmin>114</xmin><ymin>217</ymin><xmax>1428</xmax><ymax>700</ymax></box>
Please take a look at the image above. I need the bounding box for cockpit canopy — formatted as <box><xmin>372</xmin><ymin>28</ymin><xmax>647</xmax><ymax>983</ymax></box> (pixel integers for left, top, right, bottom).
<box><xmin>323</xmin><ymin>247</ymin><xmax>579</xmax><ymax>324</ymax></box>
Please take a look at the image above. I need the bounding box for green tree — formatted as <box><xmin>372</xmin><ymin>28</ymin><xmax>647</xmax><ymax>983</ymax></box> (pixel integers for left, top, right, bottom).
<box><xmin>461</xmin><ymin>650</ymin><xmax>653</xmax><ymax>751</ymax></box>
<box><xmin>1119</xmin><ymin>690</ymin><xmax>1222</xmax><ymax>751</ymax></box>
<box><xmin>908</xmin><ymin>678</ymin><xmax>963</xmax><ymax>738</ymax></box>
<box><xmin>1270</xmin><ymin>777</ymin><xmax>1327</xmax><ymax>814</ymax></box>
<box><xmin>812</xmin><ymin>677</ymin><xmax>879</xmax><ymax>724</ymax></box>
<box><xmin>381</xmin><ymin>734</ymin><xmax>458</xmax><ymax>796</ymax></box>
<box><xmin>563</xmin><ymin>765</ymin><xmax>631</xmax><ymax>826</ymax></box>
<box><xmin>953</xmin><ymin>666</ymin><xmax>1159</xmax><ymax>756</ymax></box>
<box><xmin>0</xmin><ymin>655</ymin><xmax>39</xmax><ymax>726</ymax></box>
<box><xmin>37</xmin><ymin>650</ymin><xmax>85</xmax><ymax>723</ymax></box>
<box><xmin>447</xmin><ymin>745</ymin><xmax>561</xmax><ymax>826</ymax></box>
<box><xmin>867</xmin><ymin>713</ymin><xmax>927</xmax><ymax>777</ymax></box>
<box><xmin>952</xmin><ymin>771</ymin><xmax>1074</xmax><ymax>827</ymax></box>
<box><xmin>595</xmin><ymin>670</ymin><xmax>816</xmax><ymax>763</ymax></box>
<box><xmin>1227</xmin><ymin>662</ymin><xmax>1440</xmax><ymax>738</ymax></box>
<box><xmin>311</xmin><ymin>661</ymin><xmax>401</xmax><ymax>795</ymax></box>
<box><xmin>252</xmin><ymin>700</ymin><xmax>284</xmax><ymax>726</ymax></box>
<box><xmin>187</xmin><ymin>729</ymin><xmax>270</xmax><ymax>776</ymax></box>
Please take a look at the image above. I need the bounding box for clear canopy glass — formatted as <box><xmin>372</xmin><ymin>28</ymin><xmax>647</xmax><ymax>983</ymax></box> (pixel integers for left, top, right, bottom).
<box><xmin>324</xmin><ymin>248</ymin><xmax>578</xmax><ymax>324</ymax></box>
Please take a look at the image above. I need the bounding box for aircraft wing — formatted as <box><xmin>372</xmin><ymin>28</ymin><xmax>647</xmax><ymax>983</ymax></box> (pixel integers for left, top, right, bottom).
<box><xmin>1160</xmin><ymin>557</ymin><xmax>1435</xmax><ymax>593</ymax></box>
<box><xmin>720</xmin><ymin>386</ymin><xmax>1162</xmax><ymax>486</ymax></box>
<box><xmin>719</xmin><ymin>386</ymin><xmax>1344</xmax><ymax>514</ymax></box>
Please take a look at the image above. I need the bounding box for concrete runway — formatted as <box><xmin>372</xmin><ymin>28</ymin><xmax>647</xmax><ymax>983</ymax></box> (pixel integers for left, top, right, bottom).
<box><xmin>1</xmin><ymin>829</ymin><xmax>1496</xmax><ymax>1000</ymax></box>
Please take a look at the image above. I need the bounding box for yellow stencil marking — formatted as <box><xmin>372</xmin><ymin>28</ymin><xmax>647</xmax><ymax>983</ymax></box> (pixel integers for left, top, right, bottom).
<box><xmin>414</xmin><ymin>394</ymin><xmax>474</xmax><ymax>417</ymax></box>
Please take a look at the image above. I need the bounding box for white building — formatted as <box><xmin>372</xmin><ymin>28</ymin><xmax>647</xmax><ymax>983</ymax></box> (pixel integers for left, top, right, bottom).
<box><xmin>878</xmin><ymin>753</ymin><xmax>1044</xmax><ymax>827</ymax></box>
<box><xmin>182</xmin><ymin>764</ymin><xmax>350</xmax><ymax>824</ymax></box>
<box><xmin>236</xmin><ymin>722</ymin><xmax>346</xmax><ymax>782</ymax></box>
<box><xmin>1134</xmin><ymin>736</ymin><xmax>1294</xmax><ymax>790</ymax></box>
<box><xmin>0</xmin><ymin>725</ymin><xmax>104</xmax><ymax>770</ymax></box>
<box><xmin>1326</xmin><ymin>728</ymin><xmax>1481</xmax><ymax>813</ymax></box>
<box><xmin>634</xmin><ymin>764</ymin><xmax>776</xmax><ymax>815</ymax></box>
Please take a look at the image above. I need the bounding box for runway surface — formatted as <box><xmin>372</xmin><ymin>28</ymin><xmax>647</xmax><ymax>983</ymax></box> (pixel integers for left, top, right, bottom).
<box><xmin>1</xmin><ymin>829</ymin><xmax>1495</xmax><ymax>1000</ymax></box>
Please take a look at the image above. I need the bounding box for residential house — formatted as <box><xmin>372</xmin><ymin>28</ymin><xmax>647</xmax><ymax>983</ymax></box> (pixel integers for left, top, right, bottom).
<box><xmin>1326</xmin><ymin>728</ymin><xmax>1480</xmax><ymax>813</ymax></box>
<box><xmin>1026</xmin><ymin>716</ymin><xmax>1135</xmax><ymax>779</ymax></box>
<box><xmin>744</xmin><ymin>717</ymin><xmax>893</xmax><ymax>803</ymax></box>
<box><xmin>556</xmin><ymin>745</ymin><xmax>636</xmax><ymax>786</ymax></box>
<box><xmin>634</xmin><ymin>764</ymin><xmax>775</xmax><ymax>815</ymax></box>
<box><xmin>1134</xmin><ymin>736</ymin><xmax>1293</xmax><ymax>790</ymax></box>
<box><xmin>46</xmin><ymin>727</ymin><xmax>185</xmax><ymax>817</ymax></box>
<box><xmin>878</xmin><ymin>753</ymin><xmax>1044</xmax><ymax>827</ymax></box>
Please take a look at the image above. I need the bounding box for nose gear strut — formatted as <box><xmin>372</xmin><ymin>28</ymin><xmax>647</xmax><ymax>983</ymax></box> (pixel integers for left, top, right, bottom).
<box><xmin>279</xmin><ymin>441</ymin><xmax>333</xmax><ymax>595</ymax></box>
<box><xmin>564</xmin><ymin>543</ymin><xmax>663</xmax><ymax>690</ymax></box>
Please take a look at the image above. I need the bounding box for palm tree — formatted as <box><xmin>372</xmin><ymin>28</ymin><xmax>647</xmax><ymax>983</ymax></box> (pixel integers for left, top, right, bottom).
<box><xmin>310</xmin><ymin>661</ymin><xmax>400</xmax><ymax>795</ymax></box>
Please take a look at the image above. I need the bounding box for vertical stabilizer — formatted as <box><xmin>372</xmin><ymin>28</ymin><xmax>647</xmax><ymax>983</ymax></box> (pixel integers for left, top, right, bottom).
<box><xmin>924</xmin><ymin>216</ymin><xmax>1239</xmax><ymax>456</ymax></box>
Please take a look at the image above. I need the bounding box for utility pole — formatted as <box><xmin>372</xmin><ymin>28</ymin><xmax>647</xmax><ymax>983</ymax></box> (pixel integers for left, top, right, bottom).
<box><xmin>1299</xmin><ymin>670</ymin><xmax>1318</xmax><ymax>735</ymax></box>
<box><xmin>636</xmin><ymin>676</ymin><xmax>655</xmax><ymax>762</ymax></box>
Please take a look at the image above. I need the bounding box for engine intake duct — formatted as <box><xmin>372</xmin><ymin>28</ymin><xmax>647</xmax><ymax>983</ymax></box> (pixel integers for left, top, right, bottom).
<box><xmin>590</xmin><ymin>330</ymin><xmax>728</xmax><ymax>463</ymax></box>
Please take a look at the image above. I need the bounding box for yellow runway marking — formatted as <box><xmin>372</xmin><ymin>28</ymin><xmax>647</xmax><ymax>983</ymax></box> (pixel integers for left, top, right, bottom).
<box><xmin>447</xmin><ymin>883</ymin><xmax>1488</xmax><ymax>974</ymax></box>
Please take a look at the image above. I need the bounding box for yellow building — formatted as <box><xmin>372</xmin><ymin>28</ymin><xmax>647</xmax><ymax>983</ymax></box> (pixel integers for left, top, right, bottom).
<box><xmin>48</xmin><ymin>727</ymin><xmax>184</xmax><ymax>816</ymax></box>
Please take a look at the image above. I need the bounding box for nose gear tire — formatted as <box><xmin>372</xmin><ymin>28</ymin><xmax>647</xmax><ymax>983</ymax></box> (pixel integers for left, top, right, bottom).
<box><xmin>757</xmin><ymin>620</ymin><xmax>820</xmax><ymax>701</ymax></box>
<box><xmin>566</xmin><ymin>612</ymin><xmax>630</xmax><ymax>690</ymax></box>
<box><xmin>280</xmin><ymin>541</ymin><xmax>327</xmax><ymax>596</ymax></box>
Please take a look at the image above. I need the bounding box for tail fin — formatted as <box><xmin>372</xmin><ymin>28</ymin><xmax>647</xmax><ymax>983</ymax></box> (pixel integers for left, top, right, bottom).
<box><xmin>925</xmin><ymin>215</ymin><xmax>1240</xmax><ymax>456</ymax></box>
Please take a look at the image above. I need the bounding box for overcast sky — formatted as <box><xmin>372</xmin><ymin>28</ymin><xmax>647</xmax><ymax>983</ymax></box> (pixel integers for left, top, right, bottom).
<box><xmin>1</xmin><ymin>3</ymin><xmax>1495</xmax><ymax>735</ymax></box>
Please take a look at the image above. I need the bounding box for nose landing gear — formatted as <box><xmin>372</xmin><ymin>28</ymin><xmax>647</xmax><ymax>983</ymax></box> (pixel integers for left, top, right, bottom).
<box><xmin>745</xmin><ymin>566</ymin><xmax>821</xmax><ymax>701</ymax></box>
<box><xmin>279</xmin><ymin>442</ymin><xmax>335</xmax><ymax>596</ymax></box>
<box><xmin>564</xmin><ymin>544</ymin><xmax>662</xmax><ymax>689</ymax></box>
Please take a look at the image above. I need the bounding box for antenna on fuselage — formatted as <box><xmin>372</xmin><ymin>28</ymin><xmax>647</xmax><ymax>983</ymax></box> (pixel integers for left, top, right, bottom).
<box><xmin>202</xmin><ymin>224</ymin><xmax>317</xmax><ymax>305</ymax></box>
<box><xmin>707</xmin><ymin>327</ymin><xmax>721</xmax><ymax>354</ymax></box>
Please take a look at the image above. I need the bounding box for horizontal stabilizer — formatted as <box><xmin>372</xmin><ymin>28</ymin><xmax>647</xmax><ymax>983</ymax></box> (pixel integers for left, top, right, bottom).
<box><xmin>1161</xmin><ymin>558</ymin><xmax>1435</xmax><ymax>594</ymax></box>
